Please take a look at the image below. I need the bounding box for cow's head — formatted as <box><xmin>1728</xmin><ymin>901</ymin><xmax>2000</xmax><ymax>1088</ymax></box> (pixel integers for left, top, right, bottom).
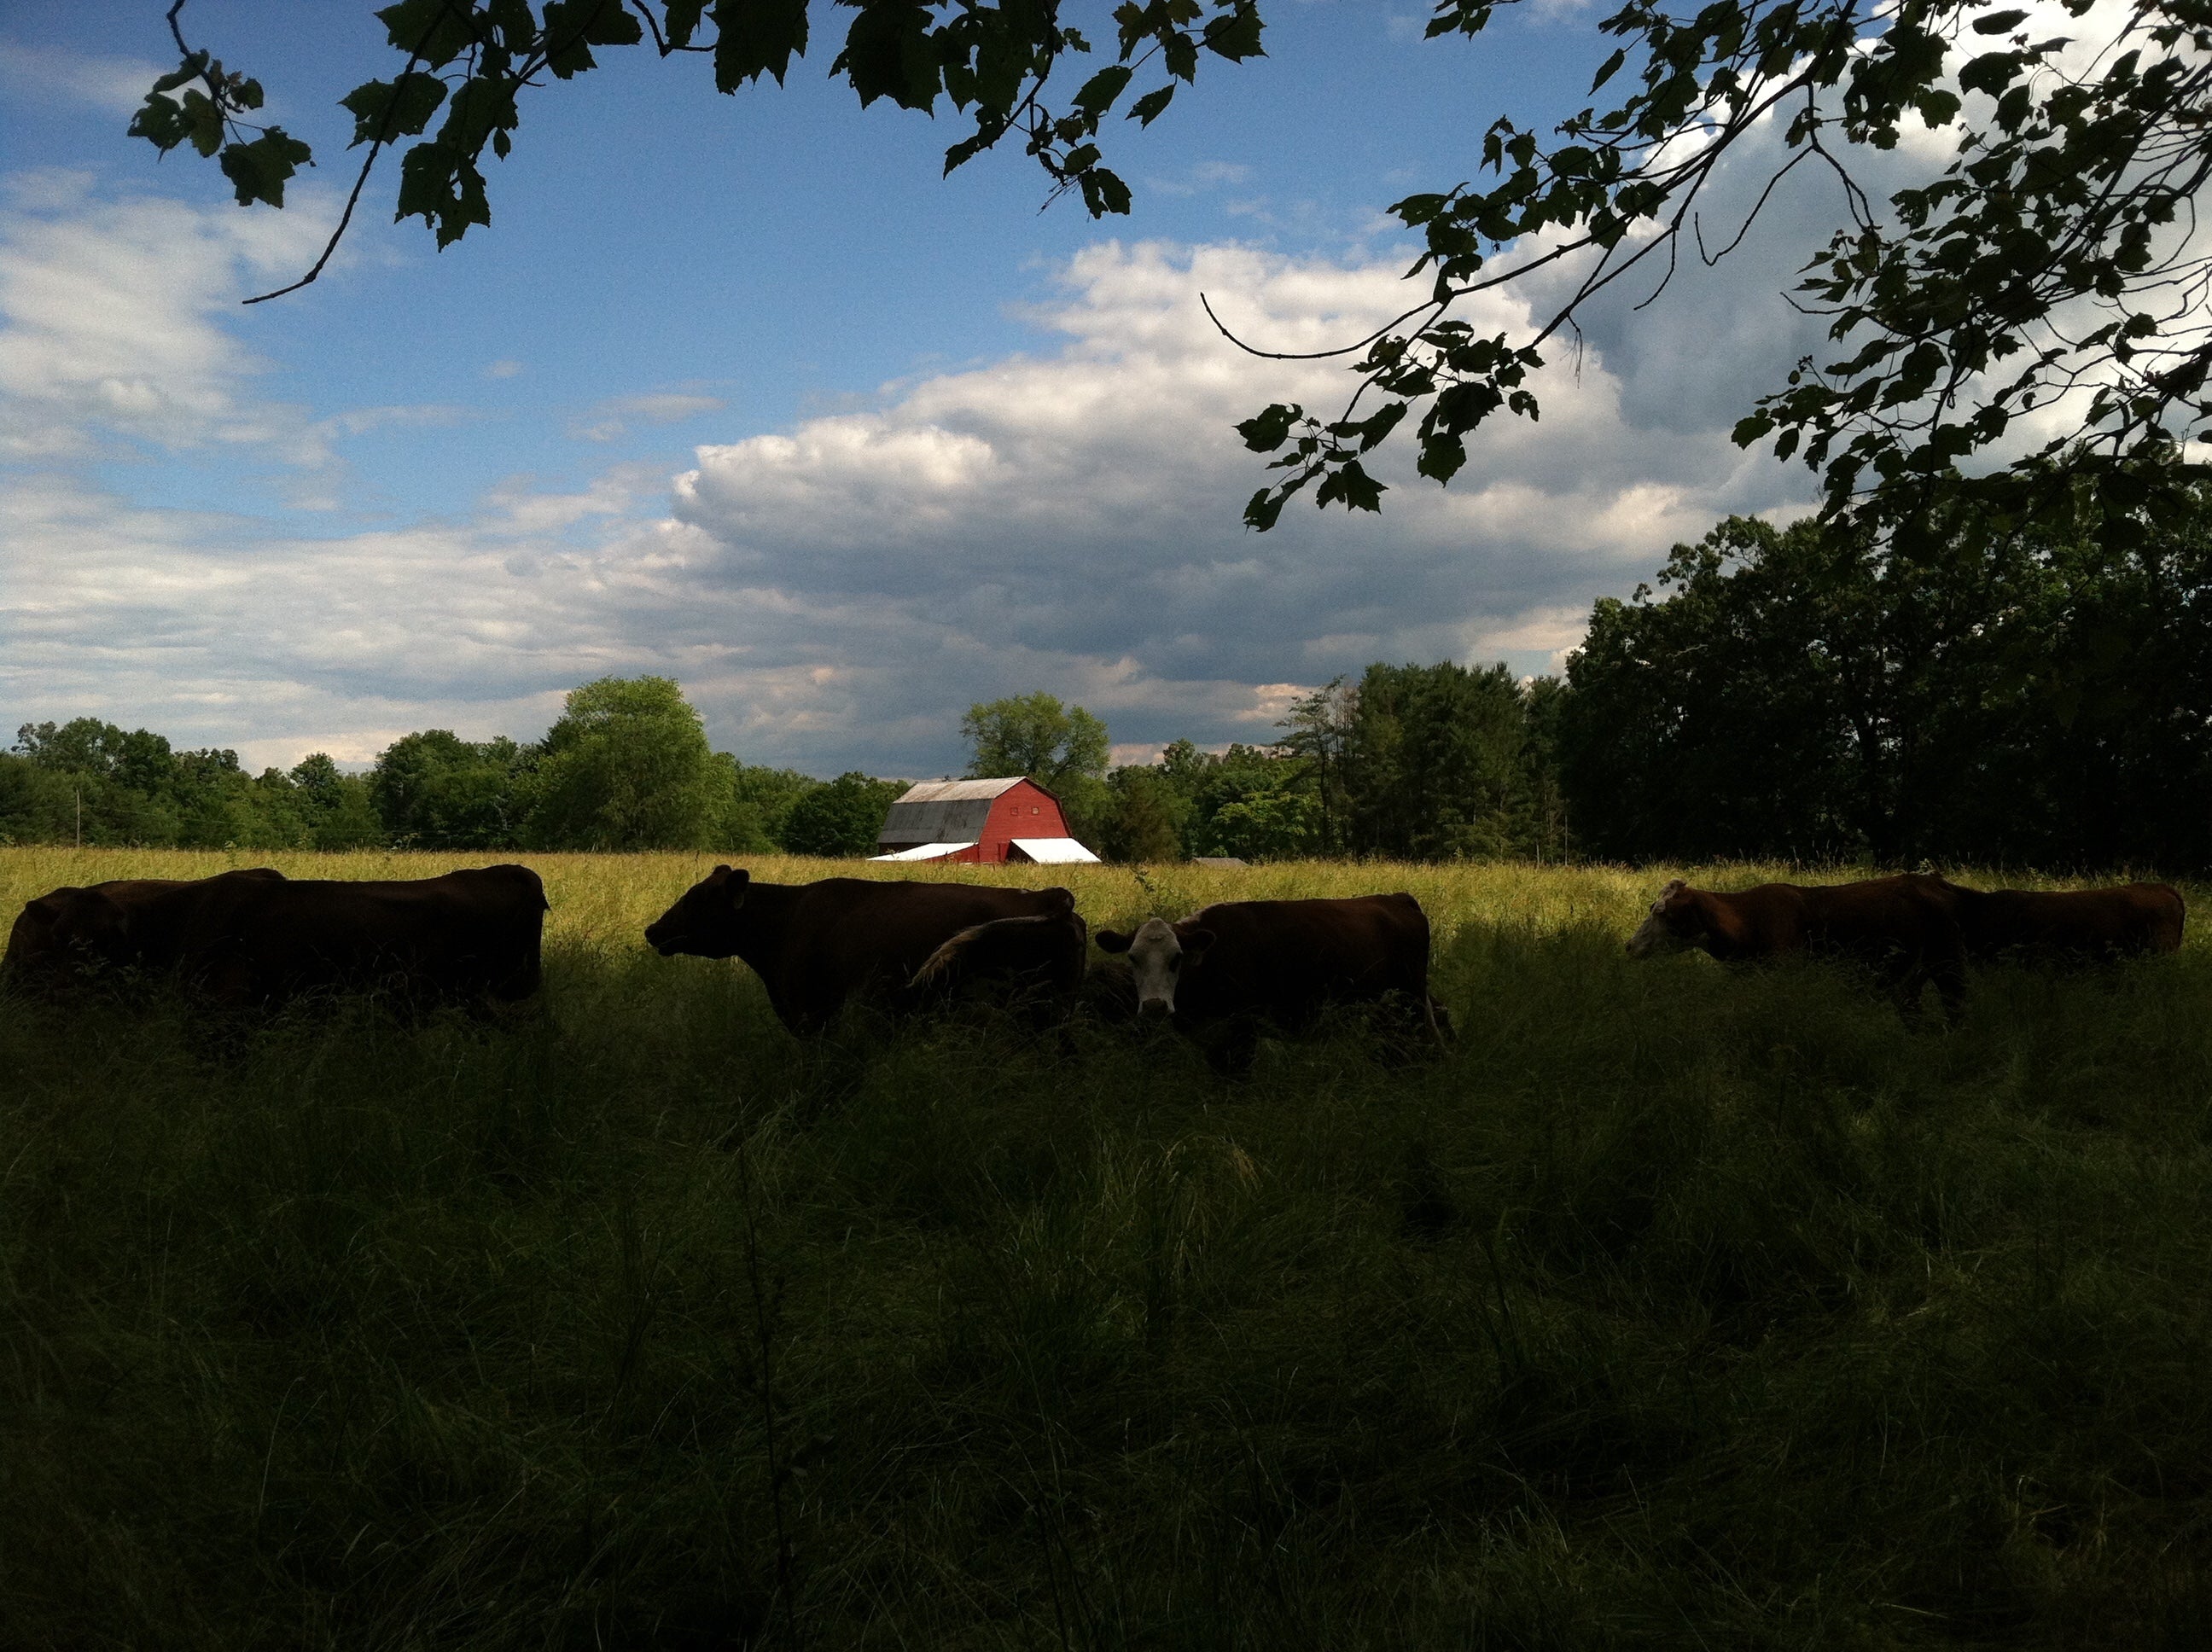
<box><xmin>1093</xmin><ymin>916</ymin><xmax>1214</xmax><ymax>1019</ymax></box>
<box><xmin>644</xmin><ymin>866</ymin><xmax>751</xmax><ymax>957</ymax></box>
<box><xmin>3</xmin><ymin>887</ymin><xmax>129</xmax><ymax>979</ymax></box>
<box><xmin>1626</xmin><ymin>879</ymin><xmax>1700</xmax><ymax>958</ymax></box>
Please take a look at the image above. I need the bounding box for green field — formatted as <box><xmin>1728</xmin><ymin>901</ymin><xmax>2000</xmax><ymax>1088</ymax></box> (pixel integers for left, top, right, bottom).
<box><xmin>5</xmin><ymin>848</ymin><xmax>2210</xmax><ymax>1649</ymax></box>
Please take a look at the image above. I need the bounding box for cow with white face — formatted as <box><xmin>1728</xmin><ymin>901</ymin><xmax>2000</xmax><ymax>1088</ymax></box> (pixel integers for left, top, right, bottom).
<box><xmin>1093</xmin><ymin>916</ymin><xmax>1214</xmax><ymax>1020</ymax></box>
<box><xmin>1094</xmin><ymin>895</ymin><xmax>1447</xmax><ymax>1073</ymax></box>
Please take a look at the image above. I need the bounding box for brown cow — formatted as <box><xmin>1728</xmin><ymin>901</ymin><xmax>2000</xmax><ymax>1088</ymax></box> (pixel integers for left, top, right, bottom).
<box><xmin>643</xmin><ymin>868</ymin><xmax>1079</xmax><ymax>1033</ymax></box>
<box><xmin>1627</xmin><ymin>874</ymin><xmax>1966</xmax><ymax>1015</ymax></box>
<box><xmin>1092</xmin><ymin>893</ymin><xmax>1448</xmax><ymax>1073</ymax></box>
<box><xmin>168</xmin><ymin>865</ymin><xmax>548</xmax><ymax>1009</ymax></box>
<box><xmin>909</xmin><ymin>905</ymin><xmax>1090</xmax><ymax>1009</ymax></box>
<box><xmin>1939</xmin><ymin>879</ymin><xmax>2185</xmax><ymax>962</ymax></box>
<box><xmin>5</xmin><ymin>869</ymin><xmax>286</xmax><ymax>987</ymax></box>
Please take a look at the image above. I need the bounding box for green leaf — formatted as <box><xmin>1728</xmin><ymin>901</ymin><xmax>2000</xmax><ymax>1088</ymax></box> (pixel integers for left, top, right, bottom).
<box><xmin>218</xmin><ymin>127</ymin><xmax>313</xmax><ymax>208</ymax></box>
<box><xmin>1316</xmin><ymin>458</ymin><xmax>1386</xmax><ymax>514</ymax></box>
<box><xmin>715</xmin><ymin>0</ymin><xmax>811</xmax><ymax>90</ymax></box>
<box><xmin>836</xmin><ymin>1</ymin><xmax>940</xmax><ymax>111</ymax></box>
<box><xmin>1128</xmin><ymin>84</ymin><xmax>1176</xmax><ymax>125</ymax></box>
<box><xmin>1972</xmin><ymin>9</ymin><xmax>2030</xmax><ymax>33</ymax></box>
<box><xmin>1732</xmin><ymin>413</ymin><xmax>1774</xmax><ymax>447</ymax></box>
<box><xmin>1237</xmin><ymin>404</ymin><xmax>1300</xmax><ymax>451</ymax></box>
<box><xmin>543</xmin><ymin>0</ymin><xmax>643</xmax><ymax>77</ymax></box>
<box><xmin>1078</xmin><ymin>166</ymin><xmax>1133</xmax><ymax>217</ymax></box>
<box><xmin>1243</xmin><ymin>486</ymin><xmax>1287</xmax><ymax>531</ymax></box>
<box><xmin>180</xmin><ymin>88</ymin><xmax>226</xmax><ymax>157</ymax></box>
<box><xmin>339</xmin><ymin>72</ymin><xmax>449</xmax><ymax>146</ymax></box>
<box><xmin>373</xmin><ymin>0</ymin><xmax>480</xmax><ymax>69</ymax></box>
<box><xmin>1202</xmin><ymin>3</ymin><xmax>1266</xmax><ymax>61</ymax></box>
<box><xmin>1073</xmin><ymin>65</ymin><xmax>1132</xmax><ymax>119</ymax></box>
<box><xmin>1591</xmin><ymin>48</ymin><xmax>1626</xmax><ymax>93</ymax></box>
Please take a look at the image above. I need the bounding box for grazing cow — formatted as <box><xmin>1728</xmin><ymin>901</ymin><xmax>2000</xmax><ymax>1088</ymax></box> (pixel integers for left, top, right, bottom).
<box><xmin>168</xmin><ymin>864</ymin><xmax>549</xmax><ymax>1009</ymax></box>
<box><xmin>643</xmin><ymin>868</ymin><xmax>1079</xmax><ymax>1033</ymax></box>
<box><xmin>1941</xmin><ymin>880</ymin><xmax>2185</xmax><ymax>962</ymax></box>
<box><xmin>1627</xmin><ymin>874</ymin><xmax>1966</xmax><ymax>1015</ymax></box>
<box><xmin>4</xmin><ymin>869</ymin><xmax>286</xmax><ymax>987</ymax></box>
<box><xmin>1091</xmin><ymin>893</ymin><xmax>1447</xmax><ymax>1073</ymax></box>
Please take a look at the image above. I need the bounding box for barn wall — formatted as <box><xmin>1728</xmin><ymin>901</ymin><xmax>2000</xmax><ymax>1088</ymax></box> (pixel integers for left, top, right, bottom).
<box><xmin>975</xmin><ymin>782</ymin><xmax>1068</xmax><ymax>862</ymax></box>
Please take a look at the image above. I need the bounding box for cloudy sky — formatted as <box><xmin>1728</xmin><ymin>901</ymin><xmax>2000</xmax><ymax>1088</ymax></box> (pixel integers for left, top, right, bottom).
<box><xmin>1</xmin><ymin>0</ymin><xmax>1886</xmax><ymax>776</ymax></box>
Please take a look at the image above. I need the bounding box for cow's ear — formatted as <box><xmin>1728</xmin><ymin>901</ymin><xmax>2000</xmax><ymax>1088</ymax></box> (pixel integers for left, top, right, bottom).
<box><xmin>1095</xmin><ymin>929</ymin><xmax>1133</xmax><ymax>954</ymax></box>
<box><xmin>713</xmin><ymin>864</ymin><xmax>731</xmax><ymax>875</ymax></box>
<box><xmin>1180</xmin><ymin>927</ymin><xmax>1216</xmax><ymax>962</ymax></box>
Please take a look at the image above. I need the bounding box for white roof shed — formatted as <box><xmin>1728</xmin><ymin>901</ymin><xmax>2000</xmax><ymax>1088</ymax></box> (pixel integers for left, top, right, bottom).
<box><xmin>1008</xmin><ymin>837</ymin><xmax>1100</xmax><ymax>864</ymax></box>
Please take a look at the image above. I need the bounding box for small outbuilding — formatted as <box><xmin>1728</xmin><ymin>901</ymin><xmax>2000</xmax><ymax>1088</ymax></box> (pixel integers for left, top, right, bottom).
<box><xmin>870</xmin><ymin>777</ymin><xmax>1100</xmax><ymax>865</ymax></box>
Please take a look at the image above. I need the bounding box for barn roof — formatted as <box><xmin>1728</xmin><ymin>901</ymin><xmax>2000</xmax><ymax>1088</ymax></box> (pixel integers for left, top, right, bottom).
<box><xmin>1009</xmin><ymin>837</ymin><xmax>1099</xmax><ymax>864</ymax></box>
<box><xmin>867</xmin><ymin>842</ymin><xmax>975</xmax><ymax>862</ymax></box>
<box><xmin>897</xmin><ymin>778</ymin><xmax>1027</xmax><ymax>804</ymax></box>
<box><xmin>877</xmin><ymin>777</ymin><xmax>1040</xmax><ymax>846</ymax></box>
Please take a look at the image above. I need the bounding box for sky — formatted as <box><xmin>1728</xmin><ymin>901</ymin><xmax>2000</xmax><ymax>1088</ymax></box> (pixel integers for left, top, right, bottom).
<box><xmin>0</xmin><ymin>0</ymin><xmax>1900</xmax><ymax>777</ymax></box>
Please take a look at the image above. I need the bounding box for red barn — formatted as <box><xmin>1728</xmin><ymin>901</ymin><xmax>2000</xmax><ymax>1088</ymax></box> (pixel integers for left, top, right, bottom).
<box><xmin>871</xmin><ymin>777</ymin><xmax>1100</xmax><ymax>865</ymax></box>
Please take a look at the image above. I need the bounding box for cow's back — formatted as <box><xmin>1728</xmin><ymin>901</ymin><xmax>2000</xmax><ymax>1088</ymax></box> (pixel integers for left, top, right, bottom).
<box><xmin>181</xmin><ymin>864</ymin><xmax>546</xmax><ymax>1005</ymax></box>
<box><xmin>1955</xmin><ymin>882</ymin><xmax>2184</xmax><ymax>959</ymax></box>
<box><xmin>1799</xmin><ymin>875</ymin><xmax>1959</xmax><ymax>957</ymax></box>
<box><xmin>771</xmin><ymin>879</ymin><xmax>1074</xmax><ymax>1025</ymax></box>
<box><xmin>1178</xmin><ymin>893</ymin><xmax>1431</xmax><ymax>1022</ymax></box>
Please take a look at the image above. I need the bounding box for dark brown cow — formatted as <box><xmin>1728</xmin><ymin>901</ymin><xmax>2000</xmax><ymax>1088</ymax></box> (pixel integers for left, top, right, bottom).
<box><xmin>908</xmin><ymin>905</ymin><xmax>1090</xmax><ymax>1010</ymax></box>
<box><xmin>1937</xmin><ymin>879</ymin><xmax>2185</xmax><ymax>961</ymax></box>
<box><xmin>93</xmin><ymin>864</ymin><xmax>550</xmax><ymax>1009</ymax></box>
<box><xmin>1627</xmin><ymin>874</ymin><xmax>1966</xmax><ymax>1015</ymax></box>
<box><xmin>1092</xmin><ymin>893</ymin><xmax>1447</xmax><ymax>1072</ymax></box>
<box><xmin>643</xmin><ymin>868</ymin><xmax>1079</xmax><ymax>1033</ymax></box>
<box><xmin>4</xmin><ymin>869</ymin><xmax>286</xmax><ymax>987</ymax></box>
<box><xmin>167</xmin><ymin>865</ymin><xmax>548</xmax><ymax>1009</ymax></box>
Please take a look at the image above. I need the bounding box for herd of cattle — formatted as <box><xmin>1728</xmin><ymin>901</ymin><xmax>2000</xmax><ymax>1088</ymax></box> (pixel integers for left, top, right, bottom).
<box><xmin>2</xmin><ymin>864</ymin><xmax>2187</xmax><ymax>1067</ymax></box>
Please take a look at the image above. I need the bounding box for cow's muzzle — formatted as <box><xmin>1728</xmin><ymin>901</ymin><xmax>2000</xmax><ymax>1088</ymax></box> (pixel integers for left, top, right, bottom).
<box><xmin>1138</xmin><ymin>996</ymin><xmax>1173</xmax><ymax>1021</ymax></box>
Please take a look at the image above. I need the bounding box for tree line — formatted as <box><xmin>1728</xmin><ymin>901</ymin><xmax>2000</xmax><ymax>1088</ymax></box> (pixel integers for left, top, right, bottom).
<box><xmin>10</xmin><ymin>487</ymin><xmax>2209</xmax><ymax>870</ymax></box>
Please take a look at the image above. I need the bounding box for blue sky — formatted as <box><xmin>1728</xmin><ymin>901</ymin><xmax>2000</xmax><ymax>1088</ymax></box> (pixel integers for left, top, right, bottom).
<box><xmin>1</xmin><ymin>0</ymin><xmax>1849</xmax><ymax>776</ymax></box>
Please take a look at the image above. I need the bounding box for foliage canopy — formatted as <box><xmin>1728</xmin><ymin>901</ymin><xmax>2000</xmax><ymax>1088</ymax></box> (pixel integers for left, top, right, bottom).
<box><xmin>136</xmin><ymin>0</ymin><xmax>2212</xmax><ymax>529</ymax></box>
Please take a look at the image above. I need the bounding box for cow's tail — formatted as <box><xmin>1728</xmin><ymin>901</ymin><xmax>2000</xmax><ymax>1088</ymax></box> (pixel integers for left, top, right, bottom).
<box><xmin>908</xmin><ymin>924</ymin><xmax>984</xmax><ymax>992</ymax></box>
<box><xmin>1423</xmin><ymin>992</ymin><xmax>1454</xmax><ymax>1051</ymax></box>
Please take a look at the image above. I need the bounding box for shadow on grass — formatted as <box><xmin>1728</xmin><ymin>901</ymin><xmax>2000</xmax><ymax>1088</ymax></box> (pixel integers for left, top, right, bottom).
<box><xmin>4</xmin><ymin>923</ymin><xmax>2211</xmax><ymax>1647</ymax></box>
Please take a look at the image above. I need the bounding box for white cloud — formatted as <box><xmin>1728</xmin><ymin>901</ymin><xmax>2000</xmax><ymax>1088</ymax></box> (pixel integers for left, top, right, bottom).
<box><xmin>1</xmin><ymin>201</ymin><xmax>1825</xmax><ymax>774</ymax></box>
<box><xmin>568</xmin><ymin>391</ymin><xmax>727</xmax><ymax>442</ymax></box>
<box><xmin>0</xmin><ymin>177</ymin><xmax>336</xmax><ymax>462</ymax></box>
<box><xmin>0</xmin><ymin>40</ymin><xmax>165</xmax><ymax>116</ymax></box>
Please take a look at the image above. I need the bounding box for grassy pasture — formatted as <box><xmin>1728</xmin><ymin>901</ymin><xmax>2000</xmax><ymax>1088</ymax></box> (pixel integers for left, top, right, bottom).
<box><xmin>4</xmin><ymin>847</ymin><xmax>2211</xmax><ymax>1649</ymax></box>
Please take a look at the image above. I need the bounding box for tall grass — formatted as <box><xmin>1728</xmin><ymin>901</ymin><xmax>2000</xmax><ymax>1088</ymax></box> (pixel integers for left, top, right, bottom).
<box><xmin>4</xmin><ymin>849</ymin><xmax>2209</xmax><ymax>1649</ymax></box>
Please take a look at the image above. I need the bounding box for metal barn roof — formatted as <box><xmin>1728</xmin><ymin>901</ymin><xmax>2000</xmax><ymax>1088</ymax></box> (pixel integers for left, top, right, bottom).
<box><xmin>877</xmin><ymin>777</ymin><xmax>1033</xmax><ymax>846</ymax></box>
<box><xmin>867</xmin><ymin>841</ymin><xmax>976</xmax><ymax>862</ymax></box>
<box><xmin>1009</xmin><ymin>837</ymin><xmax>1100</xmax><ymax>864</ymax></box>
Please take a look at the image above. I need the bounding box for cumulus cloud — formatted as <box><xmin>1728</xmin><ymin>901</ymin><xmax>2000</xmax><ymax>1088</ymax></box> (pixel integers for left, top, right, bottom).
<box><xmin>650</xmin><ymin>236</ymin><xmax>1805</xmax><ymax>768</ymax></box>
<box><xmin>3</xmin><ymin>176</ymin><xmax>1843</xmax><ymax>775</ymax></box>
<box><xmin>0</xmin><ymin>172</ymin><xmax>336</xmax><ymax>462</ymax></box>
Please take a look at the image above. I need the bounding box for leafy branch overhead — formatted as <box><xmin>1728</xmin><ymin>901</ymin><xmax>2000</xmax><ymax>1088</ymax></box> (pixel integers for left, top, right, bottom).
<box><xmin>1227</xmin><ymin>0</ymin><xmax>2212</xmax><ymax>530</ymax></box>
<box><xmin>131</xmin><ymin>0</ymin><xmax>1265</xmax><ymax>300</ymax></box>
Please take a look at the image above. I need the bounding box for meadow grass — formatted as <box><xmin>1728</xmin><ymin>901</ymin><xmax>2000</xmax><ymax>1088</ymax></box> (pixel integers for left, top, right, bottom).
<box><xmin>4</xmin><ymin>848</ymin><xmax>2210</xmax><ymax>1649</ymax></box>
